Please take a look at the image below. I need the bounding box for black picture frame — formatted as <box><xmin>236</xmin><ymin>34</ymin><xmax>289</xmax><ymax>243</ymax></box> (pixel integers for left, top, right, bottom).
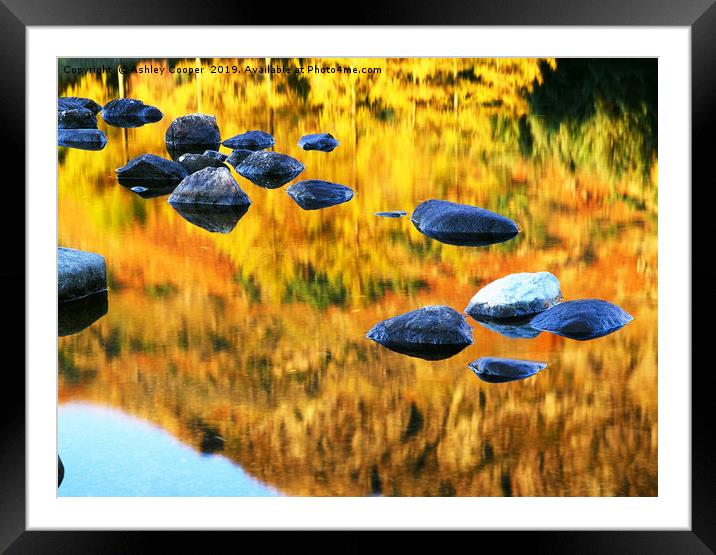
<box><xmin>4</xmin><ymin>1</ymin><xmax>712</xmax><ymax>552</ymax></box>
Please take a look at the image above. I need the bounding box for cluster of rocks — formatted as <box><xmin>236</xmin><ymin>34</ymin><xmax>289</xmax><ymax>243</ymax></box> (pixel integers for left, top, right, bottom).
<box><xmin>58</xmin><ymin>96</ymin><xmax>164</xmax><ymax>151</ymax></box>
<box><xmin>366</xmin><ymin>271</ymin><xmax>633</xmax><ymax>382</ymax></box>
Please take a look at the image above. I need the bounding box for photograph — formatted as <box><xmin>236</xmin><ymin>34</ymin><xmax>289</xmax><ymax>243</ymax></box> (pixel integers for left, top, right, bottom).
<box><xmin>56</xmin><ymin>56</ymin><xmax>657</xmax><ymax>498</ymax></box>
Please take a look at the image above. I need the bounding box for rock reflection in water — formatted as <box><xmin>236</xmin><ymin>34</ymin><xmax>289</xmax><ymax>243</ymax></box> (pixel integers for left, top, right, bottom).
<box><xmin>59</xmin><ymin>290</ymin><xmax>108</xmax><ymax>337</ymax></box>
<box><xmin>169</xmin><ymin>203</ymin><xmax>251</xmax><ymax>234</ymax></box>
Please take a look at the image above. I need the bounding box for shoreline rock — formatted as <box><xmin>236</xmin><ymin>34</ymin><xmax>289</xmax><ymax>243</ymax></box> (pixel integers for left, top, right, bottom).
<box><xmin>58</xmin><ymin>247</ymin><xmax>107</xmax><ymax>303</ymax></box>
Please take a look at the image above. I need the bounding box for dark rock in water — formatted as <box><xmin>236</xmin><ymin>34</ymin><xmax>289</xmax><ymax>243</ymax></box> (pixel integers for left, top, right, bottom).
<box><xmin>222</xmin><ymin>130</ymin><xmax>274</xmax><ymax>150</ymax></box>
<box><xmin>58</xmin><ymin>108</ymin><xmax>98</xmax><ymax>129</ymax></box>
<box><xmin>465</xmin><ymin>272</ymin><xmax>562</xmax><ymax>319</ymax></box>
<box><xmin>469</xmin><ymin>357</ymin><xmax>547</xmax><ymax>383</ymax></box>
<box><xmin>58</xmin><ymin>129</ymin><xmax>107</xmax><ymax>151</ymax></box>
<box><xmin>237</xmin><ymin>151</ymin><xmax>304</xmax><ymax>189</ymax></box>
<box><xmin>168</xmin><ymin>167</ymin><xmax>252</xmax><ymax>206</ymax></box>
<box><xmin>58</xmin><ymin>96</ymin><xmax>102</xmax><ymax>114</ymax></box>
<box><xmin>297</xmin><ymin>133</ymin><xmax>340</xmax><ymax>152</ymax></box>
<box><xmin>203</xmin><ymin>149</ymin><xmax>228</xmax><ymax>162</ymax></box>
<box><xmin>58</xmin><ymin>290</ymin><xmax>108</xmax><ymax>336</ymax></box>
<box><xmin>286</xmin><ymin>180</ymin><xmax>354</xmax><ymax>210</ymax></box>
<box><xmin>226</xmin><ymin>149</ymin><xmax>254</xmax><ymax>169</ymax></box>
<box><xmin>177</xmin><ymin>153</ymin><xmax>227</xmax><ymax>174</ymax></box>
<box><xmin>130</xmin><ymin>185</ymin><xmax>177</xmax><ymax>199</ymax></box>
<box><xmin>530</xmin><ymin>299</ymin><xmax>634</xmax><ymax>340</ymax></box>
<box><xmin>374</xmin><ymin>210</ymin><xmax>407</xmax><ymax>218</ymax></box>
<box><xmin>411</xmin><ymin>199</ymin><xmax>519</xmax><ymax>246</ymax></box>
<box><xmin>366</xmin><ymin>305</ymin><xmax>473</xmax><ymax>360</ymax></box>
<box><xmin>171</xmin><ymin>203</ymin><xmax>250</xmax><ymax>234</ymax></box>
<box><xmin>116</xmin><ymin>154</ymin><xmax>188</xmax><ymax>188</ymax></box>
<box><xmin>58</xmin><ymin>247</ymin><xmax>107</xmax><ymax>303</ymax></box>
<box><xmin>165</xmin><ymin>113</ymin><xmax>221</xmax><ymax>160</ymax></box>
<box><xmin>58</xmin><ymin>456</ymin><xmax>64</xmax><ymax>487</ymax></box>
<box><xmin>101</xmin><ymin>98</ymin><xmax>163</xmax><ymax>127</ymax></box>
<box><xmin>471</xmin><ymin>315</ymin><xmax>542</xmax><ymax>339</ymax></box>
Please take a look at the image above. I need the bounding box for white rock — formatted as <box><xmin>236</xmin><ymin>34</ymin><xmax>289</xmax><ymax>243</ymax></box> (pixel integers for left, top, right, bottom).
<box><xmin>465</xmin><ymin>271</ymin><xmax>561</xmax><ymax>319</ymax></box>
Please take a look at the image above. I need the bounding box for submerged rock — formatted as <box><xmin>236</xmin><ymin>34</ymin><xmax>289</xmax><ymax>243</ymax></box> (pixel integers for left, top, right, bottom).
<box><xmin>297</xmin><ymin>133</ymin><xmax>339</xmax><ymax>152</ymax></box>
<box><xmin>116</xmin><ymin>154</ymin><xmax>188</xmax><ymax>187</ymax></box>
<box><xmin>469</xmin><ymin>357</ymin><xmax>547</xmax><ymax>383</ymax></box>
<box><xmin>58</xmin><ymin>129</ymin><xmax>107</xmax><ymax>151</ymax></box>
<box><xmin>58</xmin><ymin>96</ymin><xmax>102</xmax><ymax>114</ymax></box>
<box><xmin>165</xmin><ymin>113</ymin><xmax>221</xmax><ymax>160</ymax></box>
<box><xmin>58</xmin><ymin>456</ymin><xmax>64</xmax><ymax>487</ymax></box>
<box><xmin>58</xmin><ymin>290</ymin><xmax>108</xmax><ymax>336</ymax></box>
<box><xmin>58</xmin><ymin>247</ymin><xmax>107</xmax><ymax>303</ymax></box>
<box><xmin>411</xmin><ymin>199</ymin><xmax>519</xmax><ymax>246</ymax></box>
<box><xmin>130</xmin><ymin>186</ymin><xmax>149</xmax><ymax>194</ymax></box>
<box><xmin>374</xmin><ymin>211</ymin><xmax>407</xmax><ymax>218</ymax></box>
<box><xmin>366</xmin><ymin>305</ymin><xmax>473</xmax><ymax>360</ymax></box>
<box><xmin>237</xmin><ymin>151</ymin><xmax>304</xmax><ymax>189</ymax></box>
<box><xmin>177</xmin><ymin>153</ymin><xmax>227</xmax><ymax>174</ymax></box>
<box><xmin>226</xmin><ymin>149</ymin><xmax>254</xmax><ymax>168</ymax></box>
<box><xmin>222</xmin><ymin>130</ymin><xmax>274</xmax><ymax>150</ymax></box>
<box><xmin>286</xmin><ymin>180</ymin><xmax>354</xmax><ymax>210</ymax></box>
<box><xmin>101</xmin><ymin>98</ymin><xmax>163</xmax><ymax>127</ymax></box>
<box><xmin>58</xmin><ymin>108</ymin><xmax>98</xmax><ymax>129</ymax></box>
<box><xmin>465</xmin><ymin>272</ymin><xmax>561</xmax><ymax>320</ymax></box>
<box><xmin>530</xmin><ymin>299</ymin><xmax>634</xmax><ymax>340</ymax></box>
<box><xmin>472</xmin><ymin>315</ymin><xmax>542</xmax><ymax>339</ymax></box>
<box><xmin>171</xmin><ymin>203</ymin><xmax>250</xmax><ymax>234</ymax></box>
<box><xmin>168</xmin><ymin>167</ymin><xmax>252</xmax><ymax>206</ymax></box>
<box><xmin>203</xmin><ymin>150</ymin><xmax>228</xmax><ymax>162</ymax></box>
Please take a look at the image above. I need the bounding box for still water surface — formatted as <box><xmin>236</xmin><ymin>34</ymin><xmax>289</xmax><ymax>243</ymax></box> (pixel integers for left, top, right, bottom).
<box><xmin>58</xmin><ymin>58</ymin><xmax>657</xmax><ymax>496</ymax></box>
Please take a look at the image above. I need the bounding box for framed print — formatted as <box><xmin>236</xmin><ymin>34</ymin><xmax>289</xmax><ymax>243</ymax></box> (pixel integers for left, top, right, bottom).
<box><xmin>4</xmin><ymin>1</ymin><xmax>714</xmax><ymax>552</ymax></box>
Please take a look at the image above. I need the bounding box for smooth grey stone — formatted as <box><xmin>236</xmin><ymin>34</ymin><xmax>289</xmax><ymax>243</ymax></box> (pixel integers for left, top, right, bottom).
<box><xmin>58</xmin><ymin>129</ymin><xmax>107</xmax><ymax>151</ymax></box>
<box><xmin>177</xmin><ymin>153</ymin><xmax>227</xmax><ymax>174</ymax></box>
<box><xmin>168</xmin><ymin>167</ymin><xmax>252</xmax><ymax>206</ymax></box>
<box><xmin>529</xmin><ymin>299</ymin><xmax>634</xmax><ymax>340</ymax></box>
<box><xmin>465</xmin><ymin>272</ymin><xmax>562</xmax><ymax>319</ymax></box>
<box><xmin>58</xmin><ymin>96</ymin><xmax>102</xmax><ymax>114</ymax></box>
<box><xmin>297</xmin><ymin>133</ymin><xmax>339</xmax><ymax>152</ymax></box>
<box><xmin>374</xmin><ymin>211</ymin><xmax>407</xmax><ymax>218</ymax></box>
<box><xmin>116</xmin><ymin>154</ymin><xmax>188</xmax><ymax>190</ymax></box>
<box><xmin>58</xmin><ymin>456</ymin><xmax>64</xmax><ymax>487</ymax></box>
<box><xmin>366</xmin><ymin>305</ymin><xmax>473</xmax><ymax>360</ymax></box>
<box><xmin>222</xmin><ymin>130</ymin><xmax>274</xmax><ymax>150</ymax></box>
<box><xmin>58</xmin><ymin>290</ymin><xmax>108</xmax><ymax>336</ymax></box>
<box><xmin>286</xmin><ymin>180</ymin><xmax>354</xmax><ymax>210</ymax></box>
<box><xmin>237</xmin><ymin>151</ymin><xmax>304</xmax><ymax>189</ymax></box>
<box><xmin>171</xmin><ymin>203</ymin><xmax>250</xmax><ymax>234</ymax></box>
<box><xmin>58</xmin><ymin>247</ymin><xmax>107</xmax><ymax>303</ymax></box>
<box><xmin>101</xmin><ymin>98</ymin><xmax>163</xmax><ymax>127</ymax></box>
<box><xmin>411</xmin><ymin>199</ymin><xmax>519</xmax><ymax>246</ymax></box>
<box><xmin>469</xmin><ymin>357</ymin><xmax>547</xmax><ymax>383</ymax></box>
<box><xmin>472</xmin><ymin>315</ymin><xmax>543</xmax><ymax>339</ymax></box>
<box><xmin>226</xmin><ymin>149</ymin><xmax>254</xmax><ymax>168</ymax></box>
<box><xmin>58</xmin><ymin>108</ymin><xmax>98</xmax><ymax>129</ymax></box>
<box><xmin>165</xmin><ymin>113</ymin><xmax>221</xmax><ymax>159</ymax></box>
<box><xmin>203</xmin><ymin>150</ymin><xmax>228</xmax><ymax>162</ymax></box>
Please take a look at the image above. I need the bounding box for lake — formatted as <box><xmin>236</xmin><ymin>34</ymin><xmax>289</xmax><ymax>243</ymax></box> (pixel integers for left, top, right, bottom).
<box><xmin>58</xmin><ymin>58</ymin><xmax>657</xmax><ymax>496</ymax></box>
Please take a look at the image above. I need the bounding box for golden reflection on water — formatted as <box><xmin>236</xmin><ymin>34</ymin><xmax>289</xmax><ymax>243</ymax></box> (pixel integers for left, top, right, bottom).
<box><xmin>58</xmin><ymin>58</ymin><xmax>657</xmax><ymax>496</ymax></box>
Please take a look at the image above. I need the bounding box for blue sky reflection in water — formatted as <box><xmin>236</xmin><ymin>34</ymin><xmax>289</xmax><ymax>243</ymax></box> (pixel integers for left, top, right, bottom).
<box><xmin>58</xmin><ymin>403</ymin><xmax>280</xmax><ymax>496</ymax></box>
